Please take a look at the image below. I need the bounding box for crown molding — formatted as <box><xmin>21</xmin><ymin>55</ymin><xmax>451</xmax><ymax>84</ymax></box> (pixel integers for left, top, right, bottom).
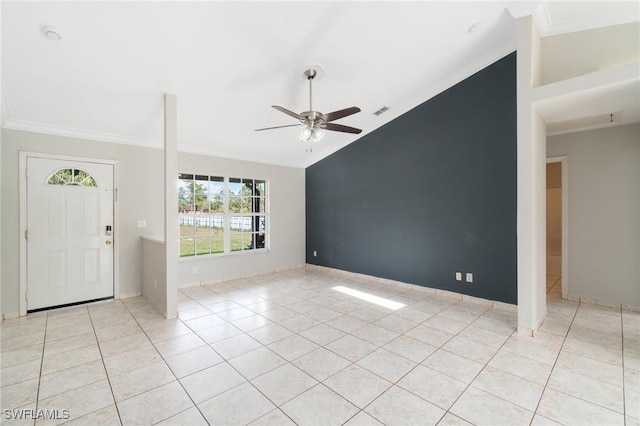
<box><xmin>518</xmin><ymin>0</ymin><xmax>640</xmax><ymax>37</ymax></box>
<box><xmin>506</xmin><ymin>0</ymin><xmax>543</xmax><ymax>20</ymax></box>
<box><xmin>2</xmin><ymin>118</ymin><xmax>163</xmax><ymax>150</ymax></box>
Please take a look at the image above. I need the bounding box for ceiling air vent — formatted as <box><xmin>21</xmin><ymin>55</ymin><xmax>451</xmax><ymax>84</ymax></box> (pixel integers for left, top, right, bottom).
<box><xmin>373</xmin><ymin>106</ymin><xmax>389</xmax><ymax>116</ymax></box>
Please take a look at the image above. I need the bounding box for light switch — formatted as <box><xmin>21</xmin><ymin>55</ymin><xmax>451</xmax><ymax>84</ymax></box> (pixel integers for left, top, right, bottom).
<box><xmin>137</xmin><ymin>220</ymin><xmax>146</xmax><ymax>228</ymax></box>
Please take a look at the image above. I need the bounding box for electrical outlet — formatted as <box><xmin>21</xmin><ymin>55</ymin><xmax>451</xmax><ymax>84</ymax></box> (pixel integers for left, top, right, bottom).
<box><xmin>192</xmin><ymin>267</ymin><xmax>198</xmax><ymax>274</ymax></box>
<box><xmin>466</xmin><ymin>273</ymin><xmax>473</xmax><ymax>283</ymax></box>
<box><xmin>455</xmin><ymin>272</ymin><xmax>462</xmax><ymax>281</ymax></box>
<box><xmin>137</xmin><ymin>219</ymin><xmax>146</xmax><ymax>228</ymax></box>
<box><xmin>313</xmin><ymin>250</ymin><xmax>317</xmax><ymax>257</ymax></box>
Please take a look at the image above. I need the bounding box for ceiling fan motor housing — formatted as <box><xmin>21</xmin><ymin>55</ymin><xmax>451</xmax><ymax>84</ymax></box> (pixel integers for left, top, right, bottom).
<box><xmin>300</xmin><ymin>110</ymin><xmax>325</xmax><ymax>127</ymax></box>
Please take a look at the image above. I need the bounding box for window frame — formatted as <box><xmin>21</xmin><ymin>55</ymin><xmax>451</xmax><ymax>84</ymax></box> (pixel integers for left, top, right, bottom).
<box><xmin>46</xmin><ymin>168</ymin><xmax>98</xmax><ymax>187</ymax></box>
<box><xmin>178</xmin><ymin>174</ymin><xmax>268</xmax><ymax>259</ymax></box>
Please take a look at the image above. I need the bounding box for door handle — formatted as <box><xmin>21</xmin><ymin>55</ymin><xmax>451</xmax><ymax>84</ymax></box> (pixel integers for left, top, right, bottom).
<box><xmin>106</xmin><ymin>240</ymin><xmax>112</xmax><ymax>245</ymax></box>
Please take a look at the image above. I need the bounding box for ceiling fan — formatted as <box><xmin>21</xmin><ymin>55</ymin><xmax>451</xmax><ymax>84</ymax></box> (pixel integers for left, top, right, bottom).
<box><xmin>255</xmin><ymin>68</ymin><xmax>362</xmax><ymax>142</ymax></box>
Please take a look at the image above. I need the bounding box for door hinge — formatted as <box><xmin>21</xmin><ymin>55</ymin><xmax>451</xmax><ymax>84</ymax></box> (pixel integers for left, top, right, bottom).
<box><xmin>25</xmin><ymin>168</ymin><xmax>28</xmax><ymax>178</ymax></box>
<box><xmin>115</xmin><ymin>187</ymin><xmax>118</xmax><ymax>202</ymax></box>
<box><xmin>25</xmin><ymin>291</ymin><xmax>28</xmax><ymax>302</ymax></box>
<box><xmin>25</xmin><ymin>230</ymin><xmax>28</xmax><ymax>240</ymax></box>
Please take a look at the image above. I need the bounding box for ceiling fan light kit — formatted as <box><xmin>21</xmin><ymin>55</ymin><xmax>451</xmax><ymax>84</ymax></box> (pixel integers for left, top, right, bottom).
<box><xmin>299</xmin><ymin>126</ymin><xmax>325</xmax><ymax>142</ymax></box>
<box><xmin>255</xmin><ymin>67</ymin><xmax>362</xmax><ymax>142</ymax></box>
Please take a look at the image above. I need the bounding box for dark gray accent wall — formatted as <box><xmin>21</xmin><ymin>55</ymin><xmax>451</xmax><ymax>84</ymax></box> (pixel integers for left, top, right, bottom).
<box><xmin>306</xmin><ymin>52</ymin><xmax>517</xmax><ymax>304</ymax></box>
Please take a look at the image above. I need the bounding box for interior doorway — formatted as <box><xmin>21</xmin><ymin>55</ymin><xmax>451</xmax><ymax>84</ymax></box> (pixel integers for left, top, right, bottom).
<box><xmin>546</xmin><ymin>157</ymin><xmax>568</xmax><ymax>300</ymax></box>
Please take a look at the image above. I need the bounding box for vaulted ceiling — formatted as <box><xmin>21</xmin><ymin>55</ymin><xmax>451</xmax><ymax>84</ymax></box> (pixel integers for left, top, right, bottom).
<box><xmin>2</xmin><ymin>1</ymin><xmax>638</xmax><ymax>167</ymax></box>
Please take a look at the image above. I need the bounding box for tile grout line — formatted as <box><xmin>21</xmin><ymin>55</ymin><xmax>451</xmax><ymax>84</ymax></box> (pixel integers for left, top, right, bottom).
<box><xmin>178</xmin><ymin>287</ymin><xmax>332</xmax><ymax>425</ymax></box>
<box><xmin>539</xmin><ymin>302</ymin><xmax>630</xmax><ymax>420</ymax></box>
<box><xmin>528</xmin><ymin>298</ymin><xmax>580</xmax><ymax>425</ymax></box>
<box><xmin>181</xmin><ymin>281</ymin><xmax>383</xmax><ymax>424</ymax></box>
<box><xmin>122</xmin><ymin>299</ymin><xmax>211</xmax><ymax>425</ymax></box>
<box><xmin>117</xmin><ymin>278</ymin><xmax>368</xmax><ymax>423</ymax></box>
<box><xmin>10</xmin><ymin>271</ymin><xmax>631</xmax><ymax>426</ymax></box>
<box><xmin>185</xmin><ymin>278</ymin><xmax>510</xmax><ymax>425</ymax></box>
<box><xmin>349</xmin><ymin>301</ymin><xmax>504</xmax><ymax>425</ymax></box>
<box><xmin>398</xmin><ymin>304</ymin><xmax>515</xmax><ymax>425</ymax></box>
<box><xmin>179</xmin><ymin>288</ymin><xmax>303</xmax><ymax>425</ymax></box>
<box><xmin>181</xmin><ymin>278</ymin><xmax>521</xmax><ymax>425</ymax></box>
<box><xmin>85</xmin><ymin>304</ymin><xmax>124</xmax><ymax>426</ymax></box>
<box><xmin>32</xmin><ymin>312</ymin><xmax>49</xmax><ymax>426</ymax></box>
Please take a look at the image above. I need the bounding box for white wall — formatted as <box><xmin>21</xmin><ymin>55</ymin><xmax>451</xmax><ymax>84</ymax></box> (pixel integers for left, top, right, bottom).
<box><xmin>516</xmin><ymin>15</ymin><xmax>547</xmax><ymax>335</ymax></box>
<box><xmin>541</xmin><ymin>22</ymin><xmax>640</xmax><ymax>85</ymax></box>
<box><xmin>176</xmin><ymin>152</ymin><xmax>305</xmax><ymax>285</ymax></box>
<box><xmin>547</xmin><ymin>123</ymin><xmax>640</xmax><ymax>308</ymax></box>
<box><xmin>142</xmin><ymin>236</ymin><xmax>167</xmax><ymax>315</ymax></box>
<box><xmin>1</xmin><ymin>129</ymin><xmax>306</xmax><ymax>317</ymax></box>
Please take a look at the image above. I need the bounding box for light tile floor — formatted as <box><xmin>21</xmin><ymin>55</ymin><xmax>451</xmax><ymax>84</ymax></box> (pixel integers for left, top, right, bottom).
<box><xmin>1</xmin><ymin>268</ymin><xmax>638</xmax><ymax>425</ymax></box>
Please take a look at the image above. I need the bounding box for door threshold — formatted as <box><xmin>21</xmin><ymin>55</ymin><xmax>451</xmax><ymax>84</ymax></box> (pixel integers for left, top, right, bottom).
<box><xmin>27</xmin><ymin>296</ymin><xmax>115</xmax><ymax>314</ymax></box>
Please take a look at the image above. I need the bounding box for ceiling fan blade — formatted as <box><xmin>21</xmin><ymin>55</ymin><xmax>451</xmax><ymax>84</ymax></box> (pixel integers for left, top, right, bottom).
<box><xmin>322</xmin><ymin>107</ymin><xmax>361</xmax><ymax>123</ymax></box>
<box><xmin>254</xmin><ymin>124</ymin><xmax>300</xmax><ymax>131</ymax></box>
<box><xmin>272</xmin><ymin>105</ymin><xmax>303</xmax><ymax>120</ymax></box>
<box><xmin>324</xmin><ymin>123</ymin><xmax>362</xmax><ymax>134</ymax></box>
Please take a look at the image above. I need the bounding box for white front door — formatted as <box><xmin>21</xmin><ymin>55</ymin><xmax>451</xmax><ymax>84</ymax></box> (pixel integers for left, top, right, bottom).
<box><xmin>27</xmin><ymin>157</ymin><xmax>115</xmax><ymax>311</ymax></box>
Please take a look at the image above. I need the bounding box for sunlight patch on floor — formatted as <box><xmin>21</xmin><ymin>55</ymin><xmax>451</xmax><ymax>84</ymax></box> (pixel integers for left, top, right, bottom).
<box><xmin>332</xmin><ymin>286</ymin><xmax>405</xmax><ymax>310</ymax></box>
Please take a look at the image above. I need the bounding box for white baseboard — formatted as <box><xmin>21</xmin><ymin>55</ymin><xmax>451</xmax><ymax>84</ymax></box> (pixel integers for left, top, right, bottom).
<box><xmin>305</xmin><ymin>264</ymin><xmax>517</xmax><ymax>312</ymax></box>
<box><xmin>568</xmin><ymin>293</ymin><xmax>639</xmax><ymax>312</ymax></box>
<box><xmin>142</xmin><ymin>294</ymin><xmax>167</xmax><ymax>318</ymax></box>
<box><xmin>2</xmin><ymin>312</ymin><xmax>21</xmax><ymax>320</ymax></box>
<box><xmin>192</xmin><ymin>264</ymin><xmax>306</xmax><ymax>287</ymax></box>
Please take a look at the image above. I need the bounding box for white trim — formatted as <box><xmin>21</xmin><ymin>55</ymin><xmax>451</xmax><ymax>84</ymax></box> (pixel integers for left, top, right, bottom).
<box><xmin>506</xmin><ymin>1</ymin><xmax>543</xmax><ymax>20</ymax></box>
<box><xmin>196</xmin><ymin>264</ymin><xmax>306</xmax><ymax>287</ymax></box>
<box><xmin>6</xmin><ymin>119</ymin><xmax>162</xmax><ymax>150</ymax></box>
<box><xmin>19</xmin><ymin>151</ymin><xmax>120</xmax><ymax>316</ymax></box>
<box><xmin>524</xmin><ymin>1</ymin><xmax>639</xmax><ymax>37</ymax></box>
<box><xmin>546</xmin><ymin>156</ymin><xmax>569</xmax><ymax>300</ymax></box>
<box><xmin>566</xmin><ymin>294</ymin><xmax>639</xmax><ymax>313</ymax></box>
<box><xmin>546</xmin><ymin>122</ymin><xmax>624</xmax><ymax>137</ymax></box>
<box><xmin>305</xmin><ymin>264</ymin><xmax>518</xmax><ymax>311</ymax></box>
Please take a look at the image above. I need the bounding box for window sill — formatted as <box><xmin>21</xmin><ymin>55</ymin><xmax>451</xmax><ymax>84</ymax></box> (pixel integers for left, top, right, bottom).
<box><xmin>179</xmin><ymin>248</ymin><xmax>269</xmax><ymax>262</ymax></box>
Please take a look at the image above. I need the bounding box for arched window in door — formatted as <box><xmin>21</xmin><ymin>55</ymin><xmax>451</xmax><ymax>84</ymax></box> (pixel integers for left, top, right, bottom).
<box><xmin>46</xmin><ymin>168</ymin><xmax>97</xmax><ymax>187</ymax></box>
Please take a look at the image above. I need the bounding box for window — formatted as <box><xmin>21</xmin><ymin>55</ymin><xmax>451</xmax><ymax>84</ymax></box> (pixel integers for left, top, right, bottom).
<box><xmin>47</xmin><ymin>168</ymin><xmax>97</xmax><ymax>187</ymax></box>
<box><xmin>178</xmin><ymin>174</ymin><xmax>267</xmax><ymax>257</ymax></box>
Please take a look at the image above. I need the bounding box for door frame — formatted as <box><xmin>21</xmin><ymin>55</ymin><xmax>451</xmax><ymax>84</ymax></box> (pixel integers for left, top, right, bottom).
<box><xmin>19</xmin><ymin>151</ymin><xmax>120</xmax><ymax>316</ymax></box>
<box><xmin>546</xmin><ymin>156</ymin><xmax>569</xmax><ymax>300</ymax></box>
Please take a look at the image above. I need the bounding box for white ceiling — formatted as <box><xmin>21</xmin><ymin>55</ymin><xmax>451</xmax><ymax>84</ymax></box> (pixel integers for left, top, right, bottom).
<box><xmin>2</xmin><ymin>1</ymin><xmax>638</xmax><ymax>168</ymax></box>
